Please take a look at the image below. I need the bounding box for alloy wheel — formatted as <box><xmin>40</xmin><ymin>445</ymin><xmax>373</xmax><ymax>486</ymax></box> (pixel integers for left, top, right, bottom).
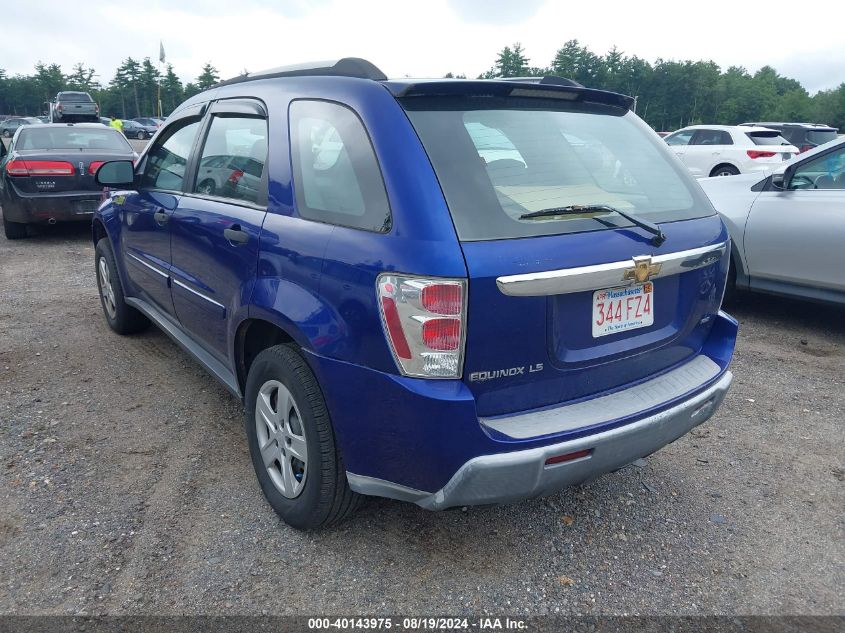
<box><xmin>255</xmin><ymin>380</ymin><xmax>308</xmax><ymax>499</ymax></box>
<box><xmin>97</xmin><ymin>257</ymin><xmax>117</xmax><ymax>320</ymax></box>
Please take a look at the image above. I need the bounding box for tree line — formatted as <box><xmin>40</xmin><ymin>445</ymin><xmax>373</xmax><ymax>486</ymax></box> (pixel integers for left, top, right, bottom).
<box><xmin>2</xmin><ymin>43</ymin><xmax>844</xmax><ymax>132</ymax></box>
<box><xmin>0</xmin><ymin>58</ymin><xmax>221</xmax><ymax>119</ymax></box>
<box><xmin>462</xmin><ymin>41</ymin><xmax>845</xmax><ymax>132</ymax></box>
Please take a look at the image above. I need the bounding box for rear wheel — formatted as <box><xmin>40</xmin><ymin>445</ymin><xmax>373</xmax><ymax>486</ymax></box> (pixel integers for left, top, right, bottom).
<box><xmin>711</xmin><ymin>164</ymin><xmax>739</xmax><ymax>177</ymax></box>
<box><xmin>95</xmin><ymin>238</ymin><xmax>150</xmax><ymax>334</ymax></box>
<box><xmin>136</xmin><ymin>130</ymin><xmax>146</xmax><ymax>140</ymax></box>
<box><xmin>3</xmin><ymin>216</ymin><xmax>27</xmax><ymax>239</ymax></box>
<box><xmin>245</xmin><ymin>344</ymin><xmax>361</xmax><ymax>530</ymax></box>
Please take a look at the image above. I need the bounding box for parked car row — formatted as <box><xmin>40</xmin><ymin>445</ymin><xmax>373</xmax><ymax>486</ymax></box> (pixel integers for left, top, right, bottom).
<box><xmin>662</xmin><ymin>121</ymin><xmax>839</xmax><ymax>179</ymax></box>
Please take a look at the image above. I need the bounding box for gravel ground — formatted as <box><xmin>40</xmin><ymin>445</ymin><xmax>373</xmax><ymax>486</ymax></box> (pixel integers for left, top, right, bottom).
<box><xmin>0</xmin><ymin>222</ymin><xmax>842</xmax><ymax>617</ymax></box>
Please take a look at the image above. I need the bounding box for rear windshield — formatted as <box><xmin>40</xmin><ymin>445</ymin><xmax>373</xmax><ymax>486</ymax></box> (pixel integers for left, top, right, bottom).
<box><xmin>746</xmin><ymin>131</ymin><xmax>791</xmax><ymax>146</ymax></box>
<box><xmin>403</xmin><ymin>97</ymin><xmax>712</xmax><ymax>241</ymax></box>
<box><xmin>18</xmin><ymin>127</ymin><xmax>130</xmax><ymax>151</ymax></box>
<box><xmin>57</xmin><ymin>93</ymin><xmax>93</xmax><ymax>102</ymax></box>
<box><xmin>807</xmin><ymin>130</ymin><xmax>838</xmax><ymax>145</ymax></box>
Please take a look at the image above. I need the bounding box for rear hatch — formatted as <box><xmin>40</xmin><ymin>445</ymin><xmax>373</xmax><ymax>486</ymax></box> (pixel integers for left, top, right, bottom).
<box><xmin>745</xmin><ymin>129</ymin><xmax>799</xmax><ymax>163</ymax></box>
<box><xmin>400</xmin><ymin>84</ymin><xmax>728</xmax><ymax>417</ymax></box>
<box><xmin>8</xmin><ymin>126</ymin><xmax>133</xmax><ymax>195</ymax></box>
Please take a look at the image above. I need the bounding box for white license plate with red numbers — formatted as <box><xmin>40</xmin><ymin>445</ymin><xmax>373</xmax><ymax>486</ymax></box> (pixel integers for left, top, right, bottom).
<box><xmin>592</xmin><ymin>283</ymin><xmax>654</xmax><ymax>337</ymax></box>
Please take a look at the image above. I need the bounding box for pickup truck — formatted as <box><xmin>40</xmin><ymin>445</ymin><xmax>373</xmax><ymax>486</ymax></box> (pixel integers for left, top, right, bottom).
<box><xmin>49</xmin><ymin>91</ymin><xmax>100</xmax><ymax>123</ymax></box>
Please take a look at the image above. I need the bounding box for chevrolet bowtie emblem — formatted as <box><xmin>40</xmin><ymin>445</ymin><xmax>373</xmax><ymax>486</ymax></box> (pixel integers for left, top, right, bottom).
<box><xmin>624</xmin><ymin>255</ymin><xmax>662</xmax><ymax>284</ymax></box>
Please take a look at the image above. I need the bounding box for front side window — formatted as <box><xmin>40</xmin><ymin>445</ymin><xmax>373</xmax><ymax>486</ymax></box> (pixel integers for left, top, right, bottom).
<box><xmin>290</xmin><ymin>100</ymin><xmax>391</xmax><ymax>232</ymax></box>
<box><xmin>665</xmin><ymin>130</ymin><xmax>694</xmax><ymax>146</ymax></box>
<box><xmin>790</xmin><ymin>146</ymin><xmax>845</xmax><ymax>190</ymax></box>
<box><xmin>141</xmin><ymin>119</ymin><xmax>201</xmax><ymax>191</ymax></box>
<box><xmin>193</xmin><ymin>114</ymin><xmax>267</xmax><ymax>204</ymax></box>
<box><xmin>403</xmin><ymin>97</ymin><xmax>709</xmax><ymax>241</ymax></box>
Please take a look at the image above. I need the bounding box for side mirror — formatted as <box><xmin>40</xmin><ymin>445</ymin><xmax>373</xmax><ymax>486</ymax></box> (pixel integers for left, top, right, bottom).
<box><xmin>95</xmin><ymin>160</ymin><xmax>136</xmax><ymax>187</ymax></box>
<box><xmin>771</xmin><ymin>172</ymin><xmax>786</xmax><ymax>189</ymax></box>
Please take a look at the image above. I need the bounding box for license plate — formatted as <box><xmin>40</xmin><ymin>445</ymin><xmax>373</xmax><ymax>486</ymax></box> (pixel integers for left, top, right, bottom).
<box><xmin>592</xmin><ymin>283</ymin><xmax>654</xmax><ymax>337</ymax></box>
<box><xmin>75</xmin><ymin>200</ymin><xmax>99</xmax><ymax>214</ymax></box>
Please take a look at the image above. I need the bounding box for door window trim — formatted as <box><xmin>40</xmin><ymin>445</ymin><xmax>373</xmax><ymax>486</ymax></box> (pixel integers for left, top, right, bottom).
<box><xmin>181</xmin><ymin>97</ymin><xmax>270</xmax><ymax>209</ymax></box>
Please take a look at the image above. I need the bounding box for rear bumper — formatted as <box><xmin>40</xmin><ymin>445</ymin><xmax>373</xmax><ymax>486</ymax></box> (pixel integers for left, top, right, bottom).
<box><xmin>2</xmin><ymin>193</ymin><xmax>101</xmax><ymax>224</ymax></box>
<box><xmin>347</xmin><ymin>370</ymin><xmax>732</xmax><ymax>509</ymax></box>
<box><xmin>308</xmin><ymin>311</ymin><xmax>737</xmax><ymax>508</ymax></box>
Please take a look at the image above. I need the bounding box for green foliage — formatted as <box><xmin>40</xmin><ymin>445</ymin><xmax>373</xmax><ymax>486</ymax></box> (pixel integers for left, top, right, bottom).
<box><xmin>1</xmin><ymin>47</ymin><xmax>843</xmax><ymax>132</ymax></box>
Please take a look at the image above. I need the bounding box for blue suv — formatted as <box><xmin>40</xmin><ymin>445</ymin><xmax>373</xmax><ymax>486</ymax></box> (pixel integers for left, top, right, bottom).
<box><xmin>92</xmin><ymin>58</ymin><xmax>737</xmax><ymax>529</ymax></box>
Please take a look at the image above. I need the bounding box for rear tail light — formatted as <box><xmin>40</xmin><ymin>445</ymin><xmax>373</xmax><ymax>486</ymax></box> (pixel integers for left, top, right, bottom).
<box><xmin>88</xmin><ymin>161</ymin><xmax>105</xmax><ymax>175</ymax></box>
<box><xmin>6</xmin><ymin>160</ymin><xmax>75</xmax><ymax>176</ymax></box>
<box><xmin>94</xmin><ymin>104</ymin><xmax>100</xmax><ymax>114</ymax></box>
<box><xmin>377</xmin><ymin>275</ymin><xmax>467</xmax><ymax>378</ymax></box>
<box><xmin>746</xmin><ymin>150</ymin><xmax>777</xmax><ymax>159</ymax></box>
<box><xmin>56</xmin><ymin>103</ymin><xmax>63</xmax><ymax>111</ymax></box>
<box><xmin>800</xmin><ymin>144</ymin><xmax>812</xmax><ymax>153</ymax></box>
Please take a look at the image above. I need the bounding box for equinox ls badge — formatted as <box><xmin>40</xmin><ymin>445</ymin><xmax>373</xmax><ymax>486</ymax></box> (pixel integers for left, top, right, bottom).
<box><xmin>623</xmin><ymin>255</ymin><xmax>662</xmax><ymax>284</ymax></box>
<box><xmin>469</xmin><ymin>364</ymin><xmax>544</xmax><ymax>382</ymax></box>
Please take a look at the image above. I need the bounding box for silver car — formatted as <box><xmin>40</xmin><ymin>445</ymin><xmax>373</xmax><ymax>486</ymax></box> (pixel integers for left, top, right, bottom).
<box><xmin>699</xmin><ymin>138</ymin><xmax>845</xmax><ymax>305</ymax></box>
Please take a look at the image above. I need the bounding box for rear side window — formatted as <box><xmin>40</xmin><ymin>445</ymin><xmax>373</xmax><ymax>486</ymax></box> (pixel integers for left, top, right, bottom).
<box><xmin>746</xmin><ymin>131</ymin><xmax>790</xmax><ymax>146</ymax></box>
<box><xmin>141</xmin><ymin>119</ymin><xmax>201</xmax><ymax>191</ymax></box>
<box><xmin>193</xmin><ymin>115</ymin><xmax>267</xmax><ymax>205</ymax></box>
<box><xmin>404</xmin><ymin>97</ymin><xmax>709</xmax><ymax>241</ymax></box>
<box><xmin>290</xmin><ymin>100</ymin><xmax>391</xmax><ymax>232</ymax></box>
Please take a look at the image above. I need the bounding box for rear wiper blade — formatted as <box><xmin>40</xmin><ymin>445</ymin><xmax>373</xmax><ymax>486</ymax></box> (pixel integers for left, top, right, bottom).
<box><xmin>519</xmin><ymin>204</ymin><xmax>667</xmax><ymax>246</ymax></box>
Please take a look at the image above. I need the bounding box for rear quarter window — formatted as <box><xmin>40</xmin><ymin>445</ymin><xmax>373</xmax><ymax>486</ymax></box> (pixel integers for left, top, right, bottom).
<box><xmin>289</xmin><ymin>100</ymin><xmax>391</xmax><ymax>233</ymax></box>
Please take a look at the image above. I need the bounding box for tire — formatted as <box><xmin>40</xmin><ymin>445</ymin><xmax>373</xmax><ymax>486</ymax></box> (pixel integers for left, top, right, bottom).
<box><xmin>245</xmin><ymin>344</ymin><xmax>361</xmax><ymax>530</ymax></box>
<box><xmin>95</xmin><ymin>238</ymin><xmax>150</xmax><ymax>334</ymax></box>
<box><xmin>136</xmin><ymin>131</ymin><xmax>146</xmax><ymax>140</ymax></box>
<box><xmin>3</xmin><ymin>215</ymin><xmax>27</xmax><ymax>239</ymax></box>
<box><xmin>711</xmin><ymin>164</ymin><xmax>740</xmax><ymax>177</ymax></box>
<box><xmin>197</xmin><ymin>179</ymin><xmax>216</xmax><ymax>196</ymax></box>
<box><xmin>722</xmin><ymin>255</ymin><xmax>738</xmax><ymax>305</ymax></box>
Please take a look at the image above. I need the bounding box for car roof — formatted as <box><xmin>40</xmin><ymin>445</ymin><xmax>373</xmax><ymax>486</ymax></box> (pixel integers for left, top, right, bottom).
<box><xmin>741</xmin><ymin>121</ymin><xmax>837</xmax><ymax>130</ymax></box>
<box><xmin>674</xmin><ymin>124</ymin><xmax>779</xmax><ymax>133</ymax></box>
<box><xmin>27</xmin><ymin>123</ymin><xmax>118</xmax><ymax>130</ymax></box>
<box><xmin>197</xmin><ymin>57</ymin><xmax>636</xmax><ymax>111</ymax></box>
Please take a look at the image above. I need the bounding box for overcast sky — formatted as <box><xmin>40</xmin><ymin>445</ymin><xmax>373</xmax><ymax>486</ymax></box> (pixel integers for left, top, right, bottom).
<box><xmin>3</xmin><ymin>0</ymin><xmax>844</xmax><ymax>94</ymax></box>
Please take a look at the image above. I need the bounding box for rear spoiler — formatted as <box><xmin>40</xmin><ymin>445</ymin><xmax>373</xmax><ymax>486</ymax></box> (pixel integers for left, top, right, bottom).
<box><xmin>382</xmin><ymin>78</ymin><xmax>635</xmax><ymax>111</ymax></box>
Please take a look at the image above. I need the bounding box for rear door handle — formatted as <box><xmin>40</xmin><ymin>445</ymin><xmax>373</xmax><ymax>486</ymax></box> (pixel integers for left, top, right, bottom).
<box><xmin>153</xmin><ymin>209</ymin><xmax>168</xmax><ymax>226</ymax></box>
<box><xmin>224</xmin><ymin>225</ymin><xmax>249</xmax><ymax>246</ymax></box>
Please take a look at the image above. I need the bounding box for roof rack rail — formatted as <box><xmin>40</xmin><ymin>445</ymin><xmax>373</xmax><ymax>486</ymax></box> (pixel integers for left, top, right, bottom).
<box><xmin>500</xmin><ymin>76</ymin><xmax>584</xmax><ymax>88</ymax></box>
<box><xmin>216</xmin><ymin>57</ymin><xmax>387</xmax><ymax>87</ymax></box>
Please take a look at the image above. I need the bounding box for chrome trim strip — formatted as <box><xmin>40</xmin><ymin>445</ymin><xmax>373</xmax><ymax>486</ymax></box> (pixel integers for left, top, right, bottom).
<box><xmin>126</xmin><ymin>252</ymin><xmax>168</xmax><ymax>278</ymax></box>
<box><xmin>496</xmin><ymin>241</ymin><xmax>728</xmax><ymax>297</ymax></box>
<box><xmin>172</xmin><ymin>278</ymin><xmax>225</xmax><ymax>308</ymax></box>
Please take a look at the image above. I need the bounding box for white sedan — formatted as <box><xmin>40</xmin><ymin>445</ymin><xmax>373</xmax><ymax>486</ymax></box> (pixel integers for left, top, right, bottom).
<box><xmin>664</xmin><ymin>124</ymin><xmax>798</xmax><ymax>178</ymax></box>
<box><xmin>700</xmin><ymin>138</ymin><xmax>845</xmax><ymax>304</ymax></box>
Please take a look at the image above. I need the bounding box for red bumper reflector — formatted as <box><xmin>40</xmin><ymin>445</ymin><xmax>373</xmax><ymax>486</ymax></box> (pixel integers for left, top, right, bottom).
<box><xmin>545</xmin><ymin>449</ymin><xmax>592</xmax><ymax>465</ymax></box>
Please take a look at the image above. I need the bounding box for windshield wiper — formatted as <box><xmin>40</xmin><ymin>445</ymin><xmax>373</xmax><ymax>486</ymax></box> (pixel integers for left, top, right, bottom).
<box><xmin>519</xmin><ymin>204</ymin><xmax>667</xmax><ymax>246</ymax></box>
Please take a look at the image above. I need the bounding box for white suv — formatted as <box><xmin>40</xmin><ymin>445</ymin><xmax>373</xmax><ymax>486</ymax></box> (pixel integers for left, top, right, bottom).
<box><xmin>664</xmin><ymin>125</ymin><xmax>798</xmax><ymax>178</ymax></box>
